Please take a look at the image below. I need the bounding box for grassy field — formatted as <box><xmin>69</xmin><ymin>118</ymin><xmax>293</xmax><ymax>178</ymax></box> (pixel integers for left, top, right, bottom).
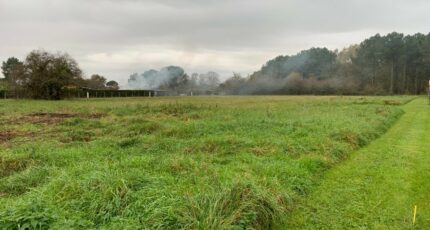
<box><xmin>0</xmin><ymin>96</ymin><xmax>414</xmax><ymax>229</ymax></box>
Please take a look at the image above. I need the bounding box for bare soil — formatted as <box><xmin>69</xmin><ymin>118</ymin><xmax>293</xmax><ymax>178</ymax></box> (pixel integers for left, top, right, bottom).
<box><xmin>10</xmin><ymin>112</ymin><xmax>105</xmax><ymax>125</ymax></box>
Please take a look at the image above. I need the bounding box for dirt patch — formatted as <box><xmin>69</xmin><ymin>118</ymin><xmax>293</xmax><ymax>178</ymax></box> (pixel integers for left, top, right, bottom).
<box><xmin>30</xmin><ymin>112</ymin><xmax>77</xmax><ymax>118</ymax></box>
<box><xmin>0</xmin><ymin>131</ymin><xmax>19</xmax><ymax>142</ymax></box>
<box><xmin>10</xmin><ymin>112</ymin><xmax>105</xmax><ymax>125</ymax></box>
<box><xmin>0</xmin><ymin>130</ymin><xmax>33</xmax><ymax>143</ymax></box>
<box><xmin>25</xmin><ymin>113</ymin><xmax>75</xmax><ymax>124</ymax></box>
<box><xmin>86</xmin><ymin>113</ymin><xmax>105</xmax><ymax>119</ymax></box>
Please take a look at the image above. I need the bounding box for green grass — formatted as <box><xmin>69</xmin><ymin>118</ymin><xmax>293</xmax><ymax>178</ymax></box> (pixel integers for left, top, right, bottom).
<box><xmin>0</xmin><ymin>96</ymin><xmax>414</xmax><ymax>229</ymax></box>
<box><xmin>286</xmin><ymin>97</ymin><xmax>430</xmax><ymax>229</ymax></box>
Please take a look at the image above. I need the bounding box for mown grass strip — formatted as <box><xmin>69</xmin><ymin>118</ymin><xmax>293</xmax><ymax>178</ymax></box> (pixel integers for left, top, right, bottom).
<box><xmin>285</xmin><ymin>97</ymin><xmax>430</xmax><ymax>229</ymax></box>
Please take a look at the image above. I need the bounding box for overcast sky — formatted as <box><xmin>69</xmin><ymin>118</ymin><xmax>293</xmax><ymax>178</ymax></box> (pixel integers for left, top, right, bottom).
<box><xmin>1</xmin><ymin>0</ymin><xmax>429</xmax><ymax>85</ymax></box>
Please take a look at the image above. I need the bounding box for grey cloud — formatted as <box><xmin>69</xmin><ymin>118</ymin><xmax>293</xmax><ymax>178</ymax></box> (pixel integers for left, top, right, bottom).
<box><xmin>1</xmin><ymin>0</ymin><xmax>429</xmax><ymax>84</ymax></box>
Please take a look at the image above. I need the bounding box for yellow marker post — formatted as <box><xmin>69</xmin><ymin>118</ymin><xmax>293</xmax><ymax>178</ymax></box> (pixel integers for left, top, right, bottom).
<box><xmin>413</xmin><ymin>205</ymin><xmax>417</xmax><ymax>225</ymax></box>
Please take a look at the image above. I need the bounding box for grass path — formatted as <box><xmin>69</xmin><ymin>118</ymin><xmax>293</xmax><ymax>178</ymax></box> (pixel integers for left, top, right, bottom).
<box><xmin>285</xmin><ymin>97</ymin><xmax>430</xmax><ymax>229</ymax></box>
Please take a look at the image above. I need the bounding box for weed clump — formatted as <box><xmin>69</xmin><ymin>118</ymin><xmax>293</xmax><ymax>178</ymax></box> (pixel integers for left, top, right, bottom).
<box><xmin>332</xmin><ymin>130</ymin><xmax>365</xmax><ymax>147</ymax></box>
<box><xmin>0</xmin><ymin>167</ymin><xmax>49</xmax><ymax>196</ymax></box>
<box><xmin>0</xmin><ymin>156</ymin><xmax>35</xmax><ymax>178</ymax></box>
<box><xmin>0</xmin><ymin>200</ymin><xmax>57</xmax><ymax>229</ymax></box>
<box><xmin>174</xmin><ymin>184</ymin><xmax>281</xmax><ymax>229</ymax></box>
<box><xmin>129</xmin><ymin>121</ymin><xmax>160</xmax><ymax>135</ymax></box>
<box><xmin>383</xmin><ymin>100</ymin><xmax>401</xmax><ymax>105</ymax></box>
<box><xmin>60</xmin><ymin>130</ymin><xmax>94</xmax><ymax>143</ymax></box>
<box><xmin>117</xmin><ymin>137</ymin><xmax>140</xmax><ymax>148</ymax></box>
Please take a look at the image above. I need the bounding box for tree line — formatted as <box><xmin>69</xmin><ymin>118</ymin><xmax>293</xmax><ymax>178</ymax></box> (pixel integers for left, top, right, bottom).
<box><xmin>220</xmin><ymin>32</ymin><xmax>430</xmax><ymax>95</ymax></box>
<box><xmin>1</xmin><ymin>50</ymin><xmax>119</xmax><ymax>99</ymax></box>
<box><xmin>2</xmin><ymin>32</ymin><xmax>429</xmax><ymax>99</ymax></box>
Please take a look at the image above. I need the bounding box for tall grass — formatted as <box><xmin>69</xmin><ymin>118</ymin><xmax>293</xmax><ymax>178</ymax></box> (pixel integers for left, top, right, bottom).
<box><xmin>0</xmin><ymin>96</ymin><xmax>412</xmax><ymax>229</ymax></box>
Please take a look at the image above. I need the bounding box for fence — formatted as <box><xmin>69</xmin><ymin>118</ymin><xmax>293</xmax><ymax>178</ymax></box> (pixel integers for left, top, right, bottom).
<box><xmin>0</xmin><ymin>90</ymin><xmax>26</xmax><ymax>99</ymax></box>
<box><xmin>0</xmin><ymin>89</ymin><xmax>170</xmax><ymax>99</ymax></box>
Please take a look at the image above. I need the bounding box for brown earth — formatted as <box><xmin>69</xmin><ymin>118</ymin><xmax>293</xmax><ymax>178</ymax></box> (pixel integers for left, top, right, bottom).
<box><xmin>8</xmin><ymin>112</ymin><xmax>105</xmax><ymax>125</ymax></box>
